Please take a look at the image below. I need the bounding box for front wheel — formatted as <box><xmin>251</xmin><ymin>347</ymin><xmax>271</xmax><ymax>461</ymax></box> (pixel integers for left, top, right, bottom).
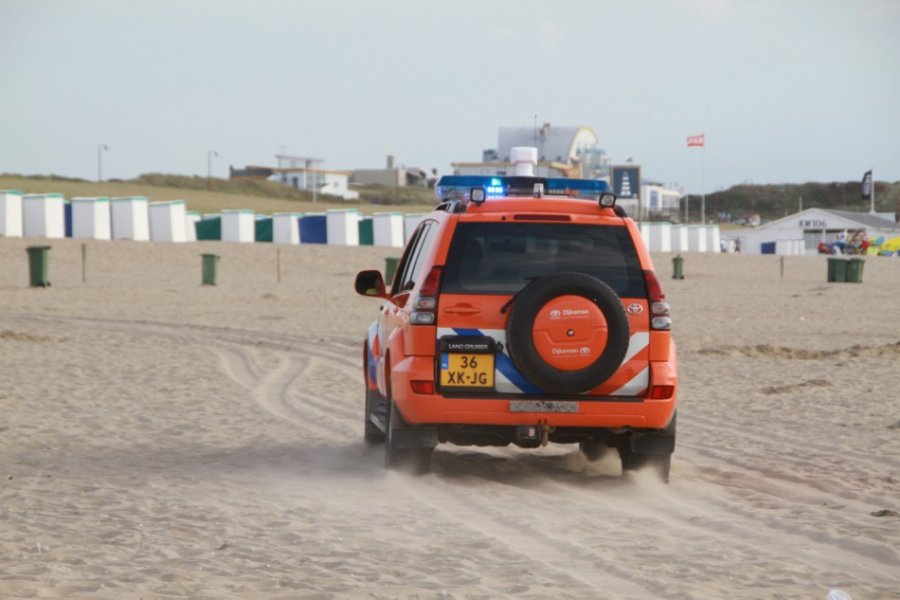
<box><xmin>385</xmin><ymin>397</ymin><xmax>432</xmax><ymax>475</ymax></box>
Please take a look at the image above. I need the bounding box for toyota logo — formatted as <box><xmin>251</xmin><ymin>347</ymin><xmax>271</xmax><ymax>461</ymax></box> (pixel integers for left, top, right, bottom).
<box><xmin>627</xmin><ymin>303</ymin><xmax>643</xmax><ymax>315</ymax></box>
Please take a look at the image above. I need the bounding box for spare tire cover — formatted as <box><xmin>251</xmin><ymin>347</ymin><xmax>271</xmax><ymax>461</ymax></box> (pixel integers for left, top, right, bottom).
<box><xmin>506</xmin><ymin>272</ymin><xmax>630</xmax><ymax>395</ymax></box>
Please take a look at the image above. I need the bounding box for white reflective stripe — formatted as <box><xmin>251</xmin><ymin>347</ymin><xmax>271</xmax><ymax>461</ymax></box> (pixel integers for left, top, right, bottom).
<box><xmin>621</xmin><ymin>332</ymin><xmax>649</xmax><ymax>365</ymax></box>
<box><xmin>609</xmin><ymin>366</ymin><xmax>649</xmax><ymax>396</ymax></box>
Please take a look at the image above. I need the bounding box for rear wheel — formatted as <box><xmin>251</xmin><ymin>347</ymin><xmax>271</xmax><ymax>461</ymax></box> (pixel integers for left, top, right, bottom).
<box><xmin>579</xmin><ymin>439</ymin><xmax>610</xmax><ymax>462</ymax></box>
<box><xmin>384</xmin><ymin>397</ymin><xmax>432</xmax><ymax>474</ymax></box>
<box><xmin>364</xmin><ymin>387</ymin><xmax>386</xmax><ymax>445</ymax></box>
<box><xmin>618</xmin><ymin>442</ymin><xmax>672</xmax><ymax>483</ymax></box>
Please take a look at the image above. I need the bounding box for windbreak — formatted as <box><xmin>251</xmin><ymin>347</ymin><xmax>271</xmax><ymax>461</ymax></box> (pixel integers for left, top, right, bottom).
<box><xmin>441</xmin><ymin>222</ymin><xmax>646</xmax><ymax>298</ymax></box>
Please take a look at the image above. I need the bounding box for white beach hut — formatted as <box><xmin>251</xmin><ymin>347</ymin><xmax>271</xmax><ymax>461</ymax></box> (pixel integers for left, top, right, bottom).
<box><xmin>221</xmin><ymin>209</ymin><xmax>255</xmax><ymax>243</ymax></box>
<box><xmin>149</xmin><ymin>201</ymin><xmax>187</xmax><ymax>242</ymax></box>
<box><xmin>111</xmin><ymin>196</ymin><xmax>150</xmax><ymax>241</ymax></box>
<box><xmin>687</xmin><ymin>225</ymin><xmax>708</xmax><ymax>252</ymax></box>
<box><xmin>23</xmin><ymin>193</ymin><xmax>65</xmax><ymax>239</ymax></box>
<box><xmin>671</xmin><ymin>225</ymin><xmax>689</xmax><ymax>252</ymax></box>
<box><xmin>403</xmin><ymin>213</ymin><xmax>425</xmax><ymax>243</ymax></box>
<box><xmin>272</xmin><ymin>213</ymin><xmax>301</xmax><ymax>244</ymax></box>
<box><xmin>372</xmin><ymin>212</ymin><xmax>404</xmax><ymax>247</ymax></box>
<box><xmin>0</xmin><ymin>190</ymin><xmax>23</xmax><ymax>237</ymax></box>
<box><xmin>71</xmin><ymin>197</ymin><xmax>111</xmax><ymax>240</ymax></box>
<box><xmin>326</xmin><ymin>209</ymin><xmax>360</xmax><ymax>246</ymax></box>
<box><xmin>705</xmin><ymin>225</ymin><xmax>721</xmax><ymax>253</ymax></box>
<box><xmin>185</xmin><ymin>211</ymin><xmax>200</xmax><ymax>242</ymax></box>
<box><xmin>647</xmin><ymin>222</ymin><xmax>672</xmax><ymax>252</ymax></box>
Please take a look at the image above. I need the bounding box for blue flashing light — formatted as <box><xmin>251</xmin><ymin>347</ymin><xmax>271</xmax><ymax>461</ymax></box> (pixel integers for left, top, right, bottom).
<box><xmin>435</xmin><ymin>175</ymin><xmax>613</xmax><ymax>203</ymax></box>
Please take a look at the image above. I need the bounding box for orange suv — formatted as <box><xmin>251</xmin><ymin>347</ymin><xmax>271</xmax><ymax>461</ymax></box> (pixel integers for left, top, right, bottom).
<box><xmin>354</xmin><ymin>163</ymin><xmax>677</xmax><ymax>479</ymax></box>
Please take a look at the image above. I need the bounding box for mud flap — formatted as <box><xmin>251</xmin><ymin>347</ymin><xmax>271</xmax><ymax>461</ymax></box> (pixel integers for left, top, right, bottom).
<box><xmin>629</xmin><ymin>411</ymin><xmax>676</xmax><ymax>455</ymax></box>
<box><xmin>391</xmin><ymin>427</ymin><xmax>439</xmax><ymax>450</ymax></box>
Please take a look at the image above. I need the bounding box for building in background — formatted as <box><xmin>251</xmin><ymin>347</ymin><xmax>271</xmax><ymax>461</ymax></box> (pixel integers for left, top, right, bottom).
<box><xmin>230</xmin><ymin>154</ymin><xmax>358</xmax><ymax>200</ymax></box>
<box><xmin>451</xmin><ymin>124</ymin><xmax>610</xmax><ymax>179</ymax></box>
<box><xmin>350</xmin><ymin>155</ymin><xmax>433</xmax><ymax>188</ymax></box>
<box><xmin>726</xmin><ymin>208</ymin><xmax>900</xmax><ymax>255</ymax></box>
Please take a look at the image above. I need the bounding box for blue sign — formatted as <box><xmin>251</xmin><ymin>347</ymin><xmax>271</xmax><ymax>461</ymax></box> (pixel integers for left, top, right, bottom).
<box><xmin>611</xmin><ymin>166</ymin><xmax>641</xmax><ymax>199</ymax></box>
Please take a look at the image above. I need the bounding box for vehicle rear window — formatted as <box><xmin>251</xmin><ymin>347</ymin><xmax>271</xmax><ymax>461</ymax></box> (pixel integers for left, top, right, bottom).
<box><xmin>441</xmin><ymin>222</ymin><xmax>647</xmax><ymax>298</ymax></box>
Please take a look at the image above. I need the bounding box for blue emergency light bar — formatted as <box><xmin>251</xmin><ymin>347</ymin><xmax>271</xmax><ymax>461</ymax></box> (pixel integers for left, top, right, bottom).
<box><xmin>435</xmin><ymin>175</ymin><xmax>615</xmax><ymax>204</ymax></box>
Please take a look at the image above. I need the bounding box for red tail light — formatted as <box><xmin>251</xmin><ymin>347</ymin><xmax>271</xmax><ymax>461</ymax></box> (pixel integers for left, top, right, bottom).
<box><xmin>410</xmin><ymin>380</ymin><xmax>435</xmax><ymax>395</ymax></box>
<box><xmin>420</xmin><ymin>266</ymin><xmax>443</xmax><ymax>297</ymax></box>
<box><xmin>411</xmin><ymin>266</ymin><xmax>443</xmax><ymax>325</ymax></box>
<box><xmin>643</xmin><ymin>269</ymin><xmax>665</xmax><ymax>303</ymax></box>
<box><xmin>643</xmin><ymin>270</ymin><xmax>672</xmax><ymax>331</ymax></box>
<box><xmin>649</xmin><ymin>385</ymin><xmax>675</xmax><ymax>400</ymax></box>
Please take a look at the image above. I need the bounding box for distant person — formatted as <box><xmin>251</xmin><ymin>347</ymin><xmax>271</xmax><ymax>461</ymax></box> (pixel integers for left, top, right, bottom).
<box><xmin>734</xmin><ymin>238</ymin><xmax>741</xmax><ymax>253</ymax></box>
<box><xmin>835</xmin><ymin>231</ymin><xmax>847</xmax><ymax>253</ymax></box>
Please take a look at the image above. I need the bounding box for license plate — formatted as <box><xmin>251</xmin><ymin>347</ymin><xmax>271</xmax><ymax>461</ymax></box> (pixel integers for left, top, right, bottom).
<box><xmin>440</xmin><ymin>353</ymin><xmax>494</xmax><ymax>389</ymax></box>
<box><xmin>509</xmin><ymin>400</ymin><xmax>579</xmax><ymax>413</ymax></box>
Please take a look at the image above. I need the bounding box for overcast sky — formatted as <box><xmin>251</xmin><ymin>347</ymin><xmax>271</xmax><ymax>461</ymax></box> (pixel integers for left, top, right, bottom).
<box><xmin>1</xmin><ymin>0</ymin><xmax>898</xmax><ymax>193</ymax></box>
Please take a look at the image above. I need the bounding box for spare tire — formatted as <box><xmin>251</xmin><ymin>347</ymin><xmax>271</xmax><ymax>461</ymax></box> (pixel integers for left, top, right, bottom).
<box><xmin>506</xmin><ymin>272</ymin><xmax>630</xmax><ymax>395</ymax></box>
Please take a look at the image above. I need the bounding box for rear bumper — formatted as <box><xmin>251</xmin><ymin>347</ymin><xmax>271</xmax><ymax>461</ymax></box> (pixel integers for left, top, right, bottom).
<box><xmin>391</xmin><ymin>355</ymin><xmax>677</xmax><ymax>431</ymax></box>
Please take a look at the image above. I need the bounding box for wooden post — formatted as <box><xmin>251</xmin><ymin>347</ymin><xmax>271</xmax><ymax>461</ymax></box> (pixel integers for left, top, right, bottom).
<box><xmin>780</xmin><ymin>256</ymin><xmax>785</xmax><ymax>280</ymax></box>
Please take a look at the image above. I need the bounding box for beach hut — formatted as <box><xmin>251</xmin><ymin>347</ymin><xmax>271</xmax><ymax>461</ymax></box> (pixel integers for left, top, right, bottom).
<box><xmin>647</xmin><ymin>222</ymin><xmax>672</xmax><ymax>252</ymax></box>
<box><xmin>23</xmin><ymin>193</ymin><xmax>66</xmax><ymax>239</ymax></box>
<box><xmin>71</xmin><ymin>197</ymin><xmax>111</xmax><ymax>240</ymax></box>
<box><xmin>326</xmin><ymin>209</ymin><xmax>359</xmax><ymax>246</ymax></box>
<box><xmin>705</xmin><ymin>225</ymin><xmax>721</xmax><ymax>254</ymax></box>
<box><xmin>372</xmin><ymin>212</ymin><xmax>404</xmax><ymax>247</ymax></box>
<box><xmin>195</xmin><ymin>215</ymin><xmax>221</xmax><ymax>240</ymax></box>
<box><xmin>358</xmin><ymin>215</ymin><xmax>374</xmax><ymax>246</ymax></box>
<box><xmin>149</xmin><ymin>200</ymin><xmax>187</xmax><ymax>242</ymax></box>
<box><xmin>254</xmin><ymin>215</ymin><xmax>273</xmax><ymax>242</ymax></box>
<box><xmin>272</xmin><ymin>213</ymin><xmax>301</xmax><ymax>244</ymax></box>
<box><xmin>221</xmin><ymin>209</ymin><xmax>255</xmax><ymax>243</ymax></box>
<box><xmin>185</xmin><ymin>211</ymin><xmax>200</xmax><ymax>242</ymax></box>
<box><xmin>111</xmin><ymin>196</ymin><xmax>150</xmax><ymax>241</ymax></box>
<box><xmin>687</xmin><ymin>225</ymin><xmax>708</xmax><ymax>252</ymax></box>
<box><xmin>299</xmin><ymin>213</ymin><xmax>327</xmax><ymax>244</ymax></box>
<box><xmin>64</xmin><ymin>201</ymin><xmax>73</xmax><ymax>237</ymax></box>
<box><xmin>403</xmin><ymin>213</ymin><xmax>425</xmax><ymax>243</ymax></box>
<box><xmin>671</xmin><ymin>225</ymin><xmax>689</xmax><ymax>252</ymax></box>
<box><xmin>0</xmin><ymin>190</ymin><xmax>23</xmax><ymax>237</ymax></box>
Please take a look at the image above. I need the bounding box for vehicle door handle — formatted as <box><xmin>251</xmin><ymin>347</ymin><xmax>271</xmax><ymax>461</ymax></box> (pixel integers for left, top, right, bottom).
<box><xmin>443</xmin><ymin>304</ymin><xmax>481</xmax><ymax>316</ymax></box>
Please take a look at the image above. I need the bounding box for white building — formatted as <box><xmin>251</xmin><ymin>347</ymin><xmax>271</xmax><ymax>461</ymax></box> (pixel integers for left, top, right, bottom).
<box><xmin>726</xmin><ymin>208</ymin><xmax>900</xmax><ymax>255</ymax></box>
<box><xmin>616</xmin><ymin>181</ymin><xmax>683</xmax><ymax>221</ymax></box>
<box><xmin>451</xmin><ymin>124</ymin><xmax>609</xmax><ymax>179</ymax></box>
<box><xmin>230</xmin><ymin>154</ymin><xmax>359</xmax><ymax>200</ymax></box>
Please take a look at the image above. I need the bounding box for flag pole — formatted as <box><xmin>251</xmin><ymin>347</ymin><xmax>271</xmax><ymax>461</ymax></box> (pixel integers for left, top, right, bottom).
<box><xmin>701</xmin><ymin>142</ymin><xmax>706</xmax><ymax>225</ymax></box>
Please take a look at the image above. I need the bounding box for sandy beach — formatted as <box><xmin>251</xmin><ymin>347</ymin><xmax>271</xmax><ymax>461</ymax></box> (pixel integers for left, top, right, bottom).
<box><xmin>1</xmin><ymin>238</ymin><xmax>898</xmax><ymax>599</ymax></box>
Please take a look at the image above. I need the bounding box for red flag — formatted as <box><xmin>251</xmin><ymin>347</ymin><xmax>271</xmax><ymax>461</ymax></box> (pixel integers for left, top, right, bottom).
<box><xmin>687</xmin><ymin>134</ymin><xmax>705</xmax><ymax>147</ymax></box>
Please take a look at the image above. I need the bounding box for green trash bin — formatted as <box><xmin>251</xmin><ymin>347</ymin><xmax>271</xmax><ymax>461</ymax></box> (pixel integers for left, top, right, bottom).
<box><xmin>26</xmin><ymin>245</ymin><xmax>51</xmax><ymax>287</ymax></box>
<box><xmin>202</xmin><ymin>253</ymin><xmax>220</xmax><ymax>286</ymax></box>
<box><xmin>846</xmin><ymin>257</ymin><xmax>865</xmax><ymax>283</ymax></box>
<box><xmin>827</xmin><ymin>257</ymin><xmax>847</xmax><ymax>282</ymax></box>
<box><xmin>384</xmin><ymin>257</ymin><xmax>400</xmax><ymax>284</ymax></box>
<box><xmin>672</xmin><ymin>254</ymin><xmax>685</xmax><ymax>280</ymax></box>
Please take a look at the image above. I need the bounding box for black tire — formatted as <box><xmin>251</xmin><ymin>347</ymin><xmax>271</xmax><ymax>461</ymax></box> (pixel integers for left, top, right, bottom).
<box><xmin>618</xmin><ymin>446</ymin><xmax>671</xmax><ymax>483</ymax></box>
<box><xmin>579</xmin><ymin>439</ymin><xmax>610</xmax><ymax>462</ymax></box>
<box><xmin>364</xmin><ymin>387</ymin><xmax>386</xmax><ymax>445</ymax></box>
<box><xmin>384</xmin><ymin>396</ymin><xmax>432</xmax><ymax>475</ymax></box>
<box><xmin>618</xmin><ymin>413</ymin><xmax>676</xmax><ymax>483</ymax></box>
<box><xmin>506</xmin><ymin>272</ymin><xmax>630</xmax><ymax>395</ymax></box>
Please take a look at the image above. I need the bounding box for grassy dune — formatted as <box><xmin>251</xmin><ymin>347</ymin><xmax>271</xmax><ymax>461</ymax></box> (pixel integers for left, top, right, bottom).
<box><xmin>0</xmin><ymin>173</ymin><xmax>438</xmax><ymax>215</ymax></box>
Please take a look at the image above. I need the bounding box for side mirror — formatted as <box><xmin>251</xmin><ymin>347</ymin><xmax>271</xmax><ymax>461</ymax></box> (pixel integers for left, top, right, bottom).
<box><xmin>354</xmin><ymin>269</ymin><xmax>388</xmax><ymax>298</ymax></box>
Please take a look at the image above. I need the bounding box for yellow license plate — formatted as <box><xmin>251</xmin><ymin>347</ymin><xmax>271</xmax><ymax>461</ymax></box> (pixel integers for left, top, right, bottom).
<box><xmin>440</xmin><ymin>353</ymin><xmax>495</xmax><ymax>389</ymax></box>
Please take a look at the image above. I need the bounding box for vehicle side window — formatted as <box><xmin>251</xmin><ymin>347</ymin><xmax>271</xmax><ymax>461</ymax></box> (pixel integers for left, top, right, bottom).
<box><xmin>390</xmin><ymin>225</ymin><xmax>425</xmax><ymax>296</ymax></box>
<box><xmin>397</xmin><ymin>220</ymin><xmax>437</xmax><ymax>293</ymax></box>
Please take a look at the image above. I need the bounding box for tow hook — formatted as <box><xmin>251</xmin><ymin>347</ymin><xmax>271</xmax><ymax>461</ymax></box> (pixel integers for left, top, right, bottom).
<box><xmin>539</xmin><ymin>420</ymin><xmax>552</xmax><ymax>447</ymax></box>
